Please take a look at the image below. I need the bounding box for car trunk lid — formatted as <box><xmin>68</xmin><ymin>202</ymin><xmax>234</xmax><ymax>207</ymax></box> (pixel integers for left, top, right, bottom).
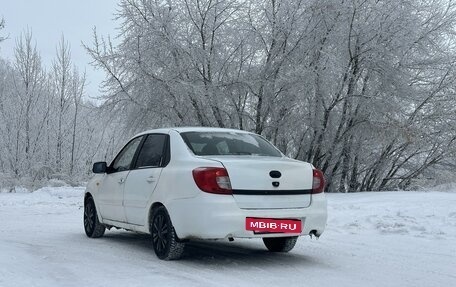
<box><xmin>203</xmin><ymin>156</ymin><xmax>313</xmax><ymax>209</ymax></box>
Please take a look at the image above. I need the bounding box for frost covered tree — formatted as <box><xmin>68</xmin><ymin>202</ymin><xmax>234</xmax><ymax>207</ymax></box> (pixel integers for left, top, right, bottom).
<box><xmin>87</xmin><ymin>0</ymin><xmax>456</xmax><ymax>192</ymax></box>
<box><xmin>0</xmin><ymin>18</ymin><xmax>5</xmax><ymax>43</ymax></box>
<box><xmin>0</xmin><ymin>30</ymin><xmax>115</xmax><ymax>190</ymax></box>
<box><xmin>11</xmin><ymin>29</ymin><xmax>46</xmax><ymax>175</ymax></box>
<box><xmin>69</xmin><ymin>67</ymin><xmax>86</xmax><ymax>176</ymax></box>
<box><xmin>52</xmin><ymin>35</ymin><xmax>73</xmax><ymax>173</ymax></box>
<box><xmin>2</xmin><ymin>0</ymin><xmax>455</xmax><ymax>192</ymax></box>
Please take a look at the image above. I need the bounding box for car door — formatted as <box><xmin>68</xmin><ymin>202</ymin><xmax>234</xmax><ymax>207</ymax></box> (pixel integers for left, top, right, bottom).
<box><xmin>123</xmin><ymin>133</ymin><xmax>169</xmax><ymax>226</ymax></box>
<box><xmin>97</xmin><ymin>136</ymin><xmax>143</xmax><ymax>222</ymax></box>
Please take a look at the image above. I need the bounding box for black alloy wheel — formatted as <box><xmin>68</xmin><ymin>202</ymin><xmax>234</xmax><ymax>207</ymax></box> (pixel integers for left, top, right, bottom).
<box><xmin>151</xmin><ymin>206</ymin><xmax>185</xmax><ymax>260</ymax></box>
<box><xmin>84</xmin><ymin>197</ymin><xmax>105</xmax><ymax>238</ymax></box>
<box><xmin>152</xmin><ymin>212</ymin><xmax>168</xmax><ymax>254</ymax></box>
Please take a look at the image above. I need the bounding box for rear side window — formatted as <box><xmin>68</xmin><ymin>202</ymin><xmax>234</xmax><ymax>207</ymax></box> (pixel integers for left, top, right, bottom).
<box><xmin>135</xmin><ymin>134</ymin><xmax>168</xmax><ymax>168</ymax></box>
<box><xmin>181</xmin><ymin>132</ymin><xmax>282</xmax><ymax>157</ymax></box>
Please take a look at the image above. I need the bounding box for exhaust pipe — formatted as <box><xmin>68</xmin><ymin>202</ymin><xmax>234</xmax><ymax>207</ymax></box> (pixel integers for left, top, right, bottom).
<box><xmin>309</xmin><ymin>230</ymin><xmax>320</xmax><ymax>239</ymax></box>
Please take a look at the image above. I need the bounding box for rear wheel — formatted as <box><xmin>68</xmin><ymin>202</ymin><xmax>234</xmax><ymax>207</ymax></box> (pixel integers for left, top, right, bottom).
<box><xmin>150</xmin><ymin>206</ymin><xmax>185</xmax><ymax>260</ymax></box>
<box><xmin>84</xmin><ymin>197</ymin><xmax>105</xmax><ymax>238</ymax></box>
<box><xmin>263</xmin><ymin>236</ymin><xmax>298</xmax><ymax>252</ymax></box>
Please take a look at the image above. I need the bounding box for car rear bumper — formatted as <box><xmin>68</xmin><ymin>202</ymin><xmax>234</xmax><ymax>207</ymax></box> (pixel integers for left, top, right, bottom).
<box><xmin>167</xmin><ymin>192</ymin><xmax>327</xmax><ymax>240</ymax></box>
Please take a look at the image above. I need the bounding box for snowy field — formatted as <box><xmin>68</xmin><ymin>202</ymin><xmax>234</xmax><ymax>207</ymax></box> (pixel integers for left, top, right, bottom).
<box><xmin>0</xmin><ymin>187</ymin><xmax>455</xmax><ymax>287</ymax></box>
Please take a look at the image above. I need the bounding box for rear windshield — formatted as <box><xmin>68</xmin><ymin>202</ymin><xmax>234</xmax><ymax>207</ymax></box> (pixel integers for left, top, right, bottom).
<box><xmin>181</xmin><ymin>131</ymin><xmax>282</xmax><ymax>157</ymax></box>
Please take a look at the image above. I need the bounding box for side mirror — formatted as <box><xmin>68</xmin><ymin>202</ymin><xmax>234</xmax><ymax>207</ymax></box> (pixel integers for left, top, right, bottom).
<box><xmin>92</xmin><ymin>162</ymin><xmax>107</xmax><ymax>174</ymax></box>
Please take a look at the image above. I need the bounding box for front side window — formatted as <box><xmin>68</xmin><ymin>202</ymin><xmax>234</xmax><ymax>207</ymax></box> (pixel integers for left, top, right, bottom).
<box><xmin>135</xmin><ymin>134</ymin><xmax>167</xmax><ymax>168</ymax></box>
<box><xmin>181</xmin><ymin>132</ymin><xmax>282</xmax><ymax>157</ymax></box>
<box><xmin>112</xmin><ymin>136</ymin><xmax>143</xmax><ymax>172</ymax></box>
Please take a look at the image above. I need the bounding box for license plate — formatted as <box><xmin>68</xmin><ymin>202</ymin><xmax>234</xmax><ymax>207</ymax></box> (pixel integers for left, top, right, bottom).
<box><xmin>246</xmin><ymin>217</ymin><xmax>302</xmax><ymax>234</ymax></box>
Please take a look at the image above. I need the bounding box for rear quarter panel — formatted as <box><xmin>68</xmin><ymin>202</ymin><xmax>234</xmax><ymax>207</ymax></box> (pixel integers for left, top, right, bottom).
<box><xmin>143</xmin><ymin>130</ymin><xmax>224</xmax><ymax>227</ymax></box>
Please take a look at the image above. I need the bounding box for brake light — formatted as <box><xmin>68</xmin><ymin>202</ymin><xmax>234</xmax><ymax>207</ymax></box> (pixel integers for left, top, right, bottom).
<box><xmin>192</xmin><ymin>167</ymin><xmax>232</xmax><ymax>195</ymax></box>
<box><xmin>312</xmin><ymin>169</ymin><xmax>325</xmax><ymax>194</ymax></box>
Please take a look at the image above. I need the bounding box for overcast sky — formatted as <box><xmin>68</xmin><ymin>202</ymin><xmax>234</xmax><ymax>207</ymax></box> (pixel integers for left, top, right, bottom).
<box><xmin>0</xmin><ymin>0</ymin><xmax>119</xmax><ymax>100</ymax></box>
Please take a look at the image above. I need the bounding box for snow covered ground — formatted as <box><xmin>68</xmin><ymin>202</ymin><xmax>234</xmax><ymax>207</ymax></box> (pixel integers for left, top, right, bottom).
<box><xmin>0</xmin><ymin>187</ymin><xmax>455</xmax><ymax>287</ymax></box>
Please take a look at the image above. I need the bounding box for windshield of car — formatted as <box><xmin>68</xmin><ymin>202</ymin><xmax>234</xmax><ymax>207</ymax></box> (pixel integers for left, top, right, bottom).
<box><xmin>180</xmin><ymin>131</ymin><xmax>282</xmax><ymax>157</ymax></box>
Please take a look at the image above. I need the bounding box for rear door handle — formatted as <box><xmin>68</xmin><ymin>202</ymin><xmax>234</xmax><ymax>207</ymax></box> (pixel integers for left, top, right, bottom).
<box><xmin>118</xmin><ymin>178</ymin><xmax>125</xmax><ymax>184</ymax></box>
<box><xmin>146</xmin><ymin>176</ymin><xmax>156</xmax><ymax>183</ymax></box>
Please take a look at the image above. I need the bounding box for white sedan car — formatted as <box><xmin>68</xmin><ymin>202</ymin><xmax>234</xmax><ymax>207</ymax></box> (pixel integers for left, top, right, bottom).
<box><xmin>84</xmin><ymin>127</ymin><xmax>327</xmax><ymax>260</ymax></box>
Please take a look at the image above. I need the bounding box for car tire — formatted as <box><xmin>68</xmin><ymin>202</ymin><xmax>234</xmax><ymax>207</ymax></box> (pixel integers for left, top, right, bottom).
<box><xmin>150</xmin><ymin>206</ymin><xmax>185</xmax><ymax>260</ymax></box>
<box><xmin>84</xmin><ymin>197</ymin><xmax>106</xmax><ymax>238</ymax></box>
<box><xmin>262</xmin><ymin>236</ymin><xmax>298</xmax><ymax>252</ymax></box>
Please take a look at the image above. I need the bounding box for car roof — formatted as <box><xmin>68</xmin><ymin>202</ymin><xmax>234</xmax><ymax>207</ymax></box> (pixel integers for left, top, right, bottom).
<box><xmin>133</xmin><ymin>127</ymin><xmax>252</xmax><ymax>138</ymax></box>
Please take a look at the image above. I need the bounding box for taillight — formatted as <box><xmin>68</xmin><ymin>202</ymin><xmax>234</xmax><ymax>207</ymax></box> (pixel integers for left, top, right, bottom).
<box><xmin>192</xmin><ymin>167</ymin><xmax>232</xmax><ymax>195</ymax></box>
<box><xmin>312</xmin><ymin>169</ymin><xmax>325</xmax><ymax>194</ymax></box>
